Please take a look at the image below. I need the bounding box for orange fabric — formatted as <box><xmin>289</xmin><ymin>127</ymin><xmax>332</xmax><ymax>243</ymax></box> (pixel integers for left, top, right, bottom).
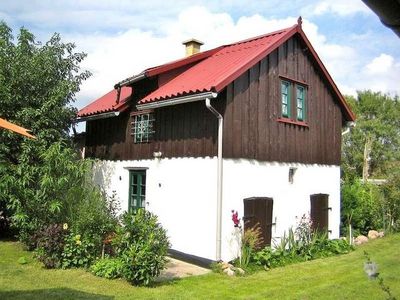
<box><xmin>0</xmin><ymin>118</ymin><xmax>35</xmax><ymax>139</ymax></box>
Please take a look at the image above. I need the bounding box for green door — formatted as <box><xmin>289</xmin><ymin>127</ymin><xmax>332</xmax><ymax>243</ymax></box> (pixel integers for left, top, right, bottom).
<box><xmin>128</xmin><ymin>170</ymin><xmax>146</xmax><ymax>212</ymax></box>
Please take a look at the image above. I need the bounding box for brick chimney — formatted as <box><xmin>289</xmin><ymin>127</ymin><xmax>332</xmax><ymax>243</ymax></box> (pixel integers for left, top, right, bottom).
<box><xmin>182</xmin><ymin>38</ymin><xmax>204</xmax><ymax>57</ymax></box>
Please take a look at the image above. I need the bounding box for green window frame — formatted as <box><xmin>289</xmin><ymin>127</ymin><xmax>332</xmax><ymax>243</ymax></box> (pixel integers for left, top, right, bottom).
<box><xmin>281</xmin><ymin>81</ymin><xmax>291</xmax><ymax>118</ymax></box>
<box><xmin>128</xmin><ymin>170</ymin><xmax>146</xmax><ymax>212</ymax></box>
<box><xmin>296</xmin><ymin>85</ymin><xmax>306</xmax><ymax>121</ymax></box>
<box><xmin>131</xmin><ymin>112</ymin><xmax>155</xmax><ymax>143</ymax></box>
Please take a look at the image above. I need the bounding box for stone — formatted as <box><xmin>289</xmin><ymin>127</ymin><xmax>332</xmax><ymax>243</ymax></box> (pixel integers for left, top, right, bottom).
<box><xmin>368</xmin><ymin>230</ymin><xmax>379</xmax><ymax>240</ymax></box>
<box><xmin>221</xmin><ymin>262</ymin><xmax>232</xmax><ymax>270</ymax></box>
<box><xmin>235</xmin><ymin>267</ymin><xmax>245</xmax><ymax>275</ymax></box>
<box><xmin>223</xmin><ymin>267</ymin><xmax>235</xmax><ymax>276</ymax></box>
<box><xmin>378</xmin><ymin>231</ymin><xmax>385</xmax><ymax>238</ymax></box>
<box><xmin>354</xmin><ymin>235</ymin><xmax>369</xmax><ymax>245</ymax></box>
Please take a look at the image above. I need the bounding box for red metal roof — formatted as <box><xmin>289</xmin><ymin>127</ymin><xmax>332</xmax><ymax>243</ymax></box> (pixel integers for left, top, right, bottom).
<box><xmin>80</xmin><ymin>20</ymin><xmax>355</xmax><ymax>121</ymax></box>
<box><xmin>77</xmin><ymin>86</ymin><xmax>132</xmax><ymax>117</ymax></box>
<box><xmin>139</xmin><ymin>26</ymin><xmax>296</xmax><ymax>104</ymax></box>
<box><xmin>136</xmin><ymin>22</ymin><xmax>355</xmax><ymax>121</ymax></box>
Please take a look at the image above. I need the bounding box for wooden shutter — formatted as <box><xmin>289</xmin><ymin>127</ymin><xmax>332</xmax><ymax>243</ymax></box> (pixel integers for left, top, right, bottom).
<box><xmin>310</xmin><ymin>194</ymin><xmax>329</xmax><ymax>233</ymax></box>
<box><xmin>243</xmin><ymin>197</ymin><xmax>274</xmax><ymax>247</ymax></box>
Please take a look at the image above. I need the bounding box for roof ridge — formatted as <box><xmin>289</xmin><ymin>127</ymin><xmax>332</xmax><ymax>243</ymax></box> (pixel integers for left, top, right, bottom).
<box><xmin>220</xmin><ymin>25</ymin><xmax>295</xmax><ymax>48</ymax></box>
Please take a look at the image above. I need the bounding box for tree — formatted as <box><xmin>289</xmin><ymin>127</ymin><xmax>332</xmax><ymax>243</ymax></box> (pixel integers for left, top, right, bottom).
<box><xmin>341</xmin><ymin>91</ymin><xmax>400</xmax><ymax>234</ymax></box>
<box><xmin>0</xmin><ymin>21</ymin><xmax>91</xmax><ymax>238</ymax></box>
<box><xmin>342</xmin><ymin>91</ymin><xmax>400</xmax><ymax>180</ymax></box>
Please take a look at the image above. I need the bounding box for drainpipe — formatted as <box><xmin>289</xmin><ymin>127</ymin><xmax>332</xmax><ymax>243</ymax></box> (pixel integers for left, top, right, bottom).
<box><xmin>342</xmin><ymin>121</ymin><xmax>356</xmax><ymax>136</ymax></box>
<box><xmin>205</xmin><ymin>97</ymin><xmax>223</xmax><ymax>261</ymax></box>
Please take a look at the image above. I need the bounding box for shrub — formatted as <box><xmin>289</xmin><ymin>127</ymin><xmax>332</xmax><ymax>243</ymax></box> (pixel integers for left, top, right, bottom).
<box><xmin>114</xmin><ymin>210</ymin><xmax>170</xmax><ymax>286</ymax></box>
<box><xmin>61</xmin><ymin>233</ymin><xmax>96</xmax><ymax>269</ymax></box>
<box><xmin>90</xmin><ymin>258</ymin><xmax>124</xmax><ymax>279</ymax></box>
<box><xmin>36</xmin><ymin>224</ymin><xmax>67</xmax><ymax>268</ymax></box>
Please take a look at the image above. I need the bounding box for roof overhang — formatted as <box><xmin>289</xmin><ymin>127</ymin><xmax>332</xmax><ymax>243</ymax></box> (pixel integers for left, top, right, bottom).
<box><xmin>362</xmin><ymin>0</ymin><xmax>400</xmax><ymax>37</ymax></box>
<box><xmin>137</xmin><ymin>92</ymin><xmax>218</xmax><ymax>110</ymax></box>
<box><xmin>76</xmin><ymin>111</ymin><xmax>120</xmax><ymax>122</ymax></box>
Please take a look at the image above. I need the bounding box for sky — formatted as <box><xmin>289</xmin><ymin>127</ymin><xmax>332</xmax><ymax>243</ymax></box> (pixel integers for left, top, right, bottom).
<box><xmin>1</xmin><ymin>0</ymin><xmax>399</xmax><ymax>113</ymax></box>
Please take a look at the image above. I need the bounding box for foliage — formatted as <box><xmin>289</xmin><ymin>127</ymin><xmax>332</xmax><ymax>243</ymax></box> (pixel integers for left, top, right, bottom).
<box><xmin>341</xmin><ymin>180</ymin><xmax>381</xmax><ymax>235</ymax></box>
<box><xmin>341</xmin><ymin>91</ymin><xmax>400</xmax><ymax>235</ymax></box>
<box><xmin>342</xmin><ymin>91</ymin><xmax>400</xmax><ymax>180</ymax></box>
<box><xmin>35</xmin><ymin>224</ymin><xmax>68</xmax><ymax>268</ymax></box>
<box><xmin>381</xmin><ymin>168</ymin><xmax>400</xmax><ymax>232</ymax></box>
<box><xmin>0</xmin><ymin>20</ymin><xmax>90</xmax><ymax>239</ymax></box>
<box><xmin>3</xmin><ymin>142</ymin><xmax>119</xmax><ymax>247</ymax></box>
<box><xmin>239</xmin><ymin>226</ymin><xmax>263</xmax><ymax>268</ymax></box>
<box><xmin>114</xmin><ymin>210</ymin><xmax>170</xmax><ymax>286</ymax></box>
<box><xmin>61</xmin><ymin>233</ymin><xmax>96</xmax><ymax>269</ymax></box>
<box><xmin>253</xmin><ymin>217</ymin><xmax>354</xmax><ymax>270</ymax></box>
<box><xmin>90</xmin><ymin>258</ymin><xmax>124</xmax><ymax>279</ymax></box>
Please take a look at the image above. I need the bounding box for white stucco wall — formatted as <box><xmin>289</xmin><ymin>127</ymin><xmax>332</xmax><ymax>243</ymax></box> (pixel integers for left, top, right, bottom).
<box><xmin>92</xmin><ymin>157</ymin><xmax>340</xmax><ymax>262</ymax></box>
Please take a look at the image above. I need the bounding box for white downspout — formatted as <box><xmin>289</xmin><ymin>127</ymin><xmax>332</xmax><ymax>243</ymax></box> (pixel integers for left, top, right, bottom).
<box><xmin>205</xmin><ymin>96</ymin><xmax>223</xmax><ymax>261</ymax></box>
<box><xmin>342</xmin><ymin>121</ymin><xmax>356</xmax><ymax>136</ymax></box>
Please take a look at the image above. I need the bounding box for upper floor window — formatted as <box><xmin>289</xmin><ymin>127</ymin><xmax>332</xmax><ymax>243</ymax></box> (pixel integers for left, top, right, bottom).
<box><xmin>296</xmin><ymin>85</ymin><xmax>305</xmax><ymax>121</ymax></box>
<box><xmin>280</xmin><ymin>78</ymin><xmax>307</xmax><ymax>122</ymax></box>
<box><xmin>281</xmin><ymin>81</ymin><xmax>290</xmax><ymax>118</ymax></box>
<box><xmin>131</xmin><ymin>111</ymin><xmax>155</xmax><ymax>143</ymax></box>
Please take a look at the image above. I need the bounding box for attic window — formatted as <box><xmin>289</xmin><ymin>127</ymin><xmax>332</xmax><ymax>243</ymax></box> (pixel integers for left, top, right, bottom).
<box><xmin>280</xmin><ymin>76</ymin><xmax>308</xmax><ymax>122</ymax></box>
<box><xmin>131</xmin><ymin>111</ymin><xmax>155</xmax><ymax>143</ymax></box>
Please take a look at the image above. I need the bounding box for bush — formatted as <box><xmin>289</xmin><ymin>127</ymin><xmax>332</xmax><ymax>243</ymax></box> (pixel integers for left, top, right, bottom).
<box><xmin>36</xmin><ymin>224</ymin><xmax>67</xmax><ymax>268</ymax></box>
<box><xmin>61</xmin><ymin>232</ymin><xmax>96</xmax><ymax>269</ymax></box>
<box><xmin>341</xmin><ymin>180</ymin><xmax>381</xmax><ymax>236</ymax></box>
<box><xmin>114</xmin><ymin>210</ymin><xmax>170</xmax><ymax>286</ymax></box>
<box><xmin>90</xmin><ymin>258</ymin><xmax>124</xmax><ymax>279</ymax></box>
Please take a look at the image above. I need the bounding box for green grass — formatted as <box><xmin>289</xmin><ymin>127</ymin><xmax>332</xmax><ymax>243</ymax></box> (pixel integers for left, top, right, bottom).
<box><xmin>1</xmin><ymin>235</ymin><xmax>399</xmax><ymax>299</ymax></box>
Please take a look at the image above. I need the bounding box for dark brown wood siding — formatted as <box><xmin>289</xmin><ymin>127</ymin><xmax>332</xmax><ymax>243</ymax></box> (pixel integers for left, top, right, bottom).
<box><xmin>85</xmin><ymin>85</ymin><xmax>223</xmax><ymax>160</ymax></box>
<box><xmin>223</xmin><ymin>35</ymin><xmax>343</xmax><ymax>165</ymax></box>
<box><xmin>85</xmin><ymin>34</ymin><xmax>343</xmax><ymax>165</ymax></box>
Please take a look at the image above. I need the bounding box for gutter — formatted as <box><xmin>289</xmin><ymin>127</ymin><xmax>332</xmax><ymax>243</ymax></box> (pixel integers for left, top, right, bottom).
<box><xmin>137</xmin><ymin>92</ymin><xmax>218</xmax><ymax>110</ymax></box>
<box><xmin>205</xmin><ymin>95</ymin><xmax>223</xmax><ymax>262</ymax></box>
<box><xmin>115</xmin><ymin>72</ymin><xmax>146</xmax><ymax>88</ymax></box>
<box><xmin>342</xmin><ymin>121</ymin><xmax>356</xmax><ymax>136</ymax></box>
<box><xmin>76</xmin><ymin>111</ymin><xmax>120</xmax><ymax>122</ymax></box>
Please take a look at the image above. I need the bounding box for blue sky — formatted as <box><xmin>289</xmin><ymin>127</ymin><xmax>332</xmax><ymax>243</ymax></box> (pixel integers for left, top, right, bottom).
<box><xmin>1</xmin><ymin>0</ymin><xmax>399</xmax><ymax>111</ymax></box>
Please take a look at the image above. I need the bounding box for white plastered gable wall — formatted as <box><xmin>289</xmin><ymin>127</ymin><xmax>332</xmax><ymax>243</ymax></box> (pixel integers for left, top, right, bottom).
<box><xmin>92</xmin><ymin>157</ymin><xmax>340</xmax><ymax>262</ymax></box>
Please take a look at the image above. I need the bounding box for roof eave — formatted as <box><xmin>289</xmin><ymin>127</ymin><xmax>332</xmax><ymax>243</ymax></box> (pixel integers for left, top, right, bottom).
<box><xmin>137</xmin><ymin>91</ymin><xmax>218</xmax><ymax>110</ymax></box>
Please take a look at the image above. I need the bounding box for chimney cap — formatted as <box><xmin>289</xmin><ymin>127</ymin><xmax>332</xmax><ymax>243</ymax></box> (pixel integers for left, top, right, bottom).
<box><xmin>182</xmin><ymin>38</ymin><xmax>204</xmax><ymax>46</ymax></box>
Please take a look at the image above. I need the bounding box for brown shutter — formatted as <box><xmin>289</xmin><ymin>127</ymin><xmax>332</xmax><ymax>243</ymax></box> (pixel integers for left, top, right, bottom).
<box><xmin>310</xmin><ymin>194</ymin><xmax>329</xmax><ymax>233</ymax></box>
<box><xmin>243</xmin><ymin>197</ymin><xmax>274</xmax><ymax>247</ymax></box>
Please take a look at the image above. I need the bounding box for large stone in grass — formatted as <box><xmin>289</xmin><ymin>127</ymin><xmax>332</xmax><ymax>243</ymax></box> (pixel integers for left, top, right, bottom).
<box><xmin>223</xmin><ymin>267</ymin><xmax>235</xmax><ymax>276</ymax></box>
<box><xmin>368</xmin><ymin>230</ymin><xmax>379</xmax><ymax>240</ymax></box>
<box><xmin>354</xmin><ymin>235</ymin><xmax>369</xmax><ymax>245</ymax></box>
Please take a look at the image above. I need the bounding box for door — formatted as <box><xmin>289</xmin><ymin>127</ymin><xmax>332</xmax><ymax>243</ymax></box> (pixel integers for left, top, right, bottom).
<box><xmin>243</xmin><ymin>197</ymin><xmax>274</xmax><ymax>247</ymax></box>
<box><xmin>310</xmin><ymin>194</ymin><xmax>329</xmax><ymax>233</ymax></box>
<box><xmin>128</xmin><ymin>170</ymin><xmax>146</xmax><ymax>212</ymax></box>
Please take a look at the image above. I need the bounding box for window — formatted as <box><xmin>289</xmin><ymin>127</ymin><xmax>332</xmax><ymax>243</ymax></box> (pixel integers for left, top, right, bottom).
<box><xmin>128</xmin><ymin>170</ymin><xmax>146</xmax><ymax>212</ymax></box>
<box><xmin>281</xmin><ymin>81</ymin><xmax>290</xmax><ymax>118</ymax></box>
<box><xmin>280</xmin><ymin>78</ymin><xmax>307</xmax><ymax>122</ymax></box>
<box><xmin>131</xmin><ymin>112</ymin><xmax>155</xmax><ymax>143</ymax></box>
<box><xmin>296</xmin><ymin>85</ymin><xmax>305</xmax><ymax>121</ymax></box>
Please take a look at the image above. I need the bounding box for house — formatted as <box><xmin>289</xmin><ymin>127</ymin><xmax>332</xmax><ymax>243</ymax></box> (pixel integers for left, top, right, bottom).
<box><xmin>77</xmin><ymin>18</ymin><xmax>355</xmax><ymax>263</ymax></box>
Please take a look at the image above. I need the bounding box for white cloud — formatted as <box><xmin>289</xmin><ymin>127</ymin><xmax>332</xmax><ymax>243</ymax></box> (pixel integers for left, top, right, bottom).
<box><xmin>304</xmin><ymin>0</ymin><xmax>370</xmax><ymax>16</ymax></box>
<box><xmin>365</xmin><ymin>54</ymin><xmax>394</xmax><ymax>74</ymax></box>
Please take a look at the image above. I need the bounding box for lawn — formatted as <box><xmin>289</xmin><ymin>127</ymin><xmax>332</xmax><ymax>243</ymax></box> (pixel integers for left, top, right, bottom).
<box><xmin>1</xmin><ymin>235</ymin><xmax>399</xmax><ymax>300</ymax></box>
